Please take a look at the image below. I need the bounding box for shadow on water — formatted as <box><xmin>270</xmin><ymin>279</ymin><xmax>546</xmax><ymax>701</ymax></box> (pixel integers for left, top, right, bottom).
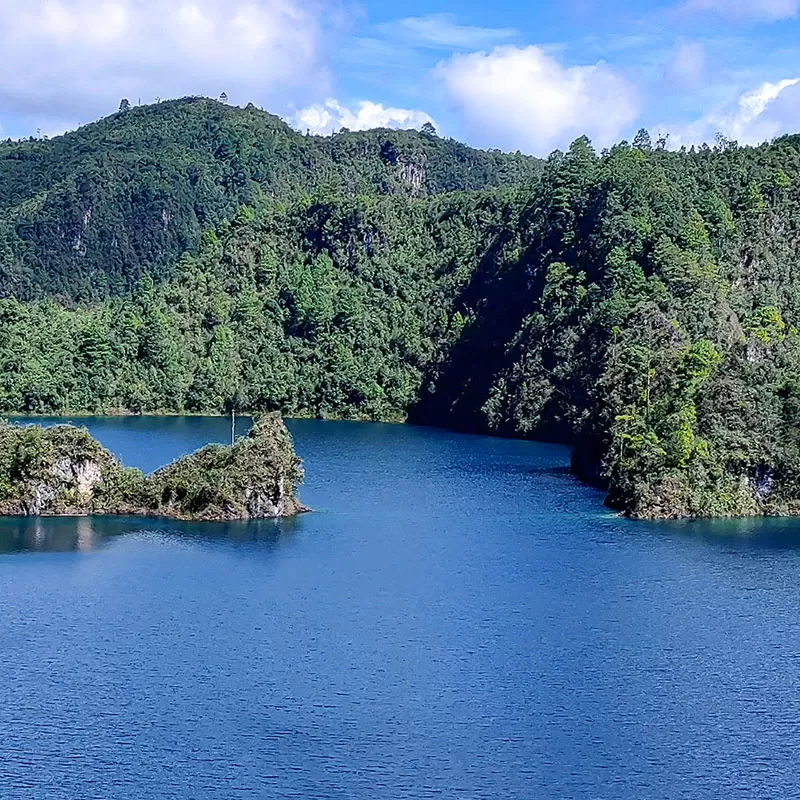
<box><xmin>500</xmin><ymin>464</ymin><xmax>573</xmax><ymax>477</ymax></box>
<box><xmin>0</xmin><ymin>514</ymin><xmax>304</xmax><ymax>556</ymax></box>
<box><xmin>643</xmin><ymin>514</ymin><xmax>800</xmax><ymax>552</ymax></box>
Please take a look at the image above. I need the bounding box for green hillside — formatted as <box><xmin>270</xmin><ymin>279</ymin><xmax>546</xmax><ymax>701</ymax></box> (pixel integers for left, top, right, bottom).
<box><xmin>2</xmin><ymin>100</ymin><xmax>800</xmax><ymax>518</ymax></box>
<box><xmin>416</xmin><ymin>134</ymin><xmax>800</xmax><ymax>518</ymax></box>
<box><xmin>0</xmin><ymin>97</ymin><xmax>538</xmax><ymax>299</ymax></box>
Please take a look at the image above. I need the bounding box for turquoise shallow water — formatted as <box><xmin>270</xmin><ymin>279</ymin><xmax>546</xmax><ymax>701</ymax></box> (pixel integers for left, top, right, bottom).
<box><xmin>1</xmin><ymin>416</ymin><xmax>800</xmax><ymax>799</ymax></box>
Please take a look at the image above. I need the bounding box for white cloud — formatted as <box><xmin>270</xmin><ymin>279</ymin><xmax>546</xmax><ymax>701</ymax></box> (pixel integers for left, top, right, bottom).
<box><xmin>434</xmin><ymin>46</ymin><xmax>639</xmax><ymax>155</ymax></box>
<box><xmin>0</xmin><ymin>0</ymin><xmax>336</xmax><ymax>127</ymax></box>
<box><xmin>682</xmin><ymin>0</ymin><xmax>800</xmax><ymax>21</ymax></box>
<box><xmin>665</xmin><ymin>78</ymin><xmax>800</xmax><ymax>147</ymax></box>
<box><xmin>383</xmin><ymin>14</ymin><xmax>518</xmax><ymax>50</ymax></box>
<box><xmin>664</xmin><ymin>40</ymin><xmax>706</xmax><ymax>88</ymax></box>
<box><xmin>292</xmin><ymin>99</ymin><xmax>435</xmax><ymax>135</ymax></box>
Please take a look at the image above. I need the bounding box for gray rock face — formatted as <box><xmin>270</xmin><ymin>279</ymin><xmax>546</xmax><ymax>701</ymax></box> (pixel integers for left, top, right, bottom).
<box><xmin>23</xmin><ymin>483</ymin><xmax>56</xmax><ymax>516</ymax></box>
<box><xmin>13</xmin><ymin>459</ymin><xmax>105</xmax><ymax>517</ymax></box>
<box><xmin>398</xmin><ymin>161</ymin><xmax>425</xmax><ymax>192</ymax></box>
<box><xmin>54</xmin><ymin>459</ymin><xmax>104</xmax><ymax>498</ymax></box>
<box><xmin>750</xmin><ymin>466</ymin><xmax>776</xmax><ymax>505</ymax></box>
<box><xmin>244</xmin><ymin>484</ymin><xmax>290</xmax><ymax>519</ymax></box>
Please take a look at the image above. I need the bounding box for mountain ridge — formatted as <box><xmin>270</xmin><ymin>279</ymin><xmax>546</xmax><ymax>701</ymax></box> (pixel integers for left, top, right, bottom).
<box><xmin>0</xmin><ymin>97</ymin><xmax>540</xmax><ymax>299</ymax></box>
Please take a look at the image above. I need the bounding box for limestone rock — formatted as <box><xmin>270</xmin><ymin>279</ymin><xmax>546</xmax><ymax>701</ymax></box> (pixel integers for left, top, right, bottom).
<box><xmin>0</xmin><ymin>414</ymin><xmax>306</xmax><ymax>521</ymax></box>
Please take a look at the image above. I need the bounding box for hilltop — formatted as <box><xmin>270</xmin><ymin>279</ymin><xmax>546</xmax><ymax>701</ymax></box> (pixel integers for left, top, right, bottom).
<box><xmin>0</xmin><ymin>97</ymin><xmax>540</xmax><ymax>299</ymax></box>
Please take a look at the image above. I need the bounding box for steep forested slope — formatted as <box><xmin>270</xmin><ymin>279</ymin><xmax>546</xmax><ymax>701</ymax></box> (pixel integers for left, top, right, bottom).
<box><xmin>2</xmin><ymin>101</ymin><xmax>800</xmax><ymax>518</ymax></box>
<box><xmin>417</xmin><ymin>134</ymin><xmax>800</xmax><ymax>518</ymax></box>
<box><xmin>0</xmin><ymin>97</ymin><xmax>538</xmax><ymax>299</ymax></box>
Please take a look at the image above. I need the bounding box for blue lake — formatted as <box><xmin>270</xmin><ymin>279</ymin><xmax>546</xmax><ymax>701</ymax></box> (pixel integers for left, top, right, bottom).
<box><xmin>1</xmin><ymin>416</ymin><xmax>800</xmax><ymax>799</ymax></box>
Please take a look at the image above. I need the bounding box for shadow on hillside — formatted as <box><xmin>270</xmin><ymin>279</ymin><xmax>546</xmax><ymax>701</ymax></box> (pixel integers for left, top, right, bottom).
<box><xmin>411</xmin><ymin>220</ymin><xmax>546</xmax><ymax>435</ymax></box>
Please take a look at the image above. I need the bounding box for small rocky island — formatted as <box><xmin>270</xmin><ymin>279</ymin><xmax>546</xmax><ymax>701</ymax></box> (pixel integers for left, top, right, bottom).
<box><xmin>0</xmin><ymin>414</ymin><xmax>306</xmax><ymax>521</ymax></box>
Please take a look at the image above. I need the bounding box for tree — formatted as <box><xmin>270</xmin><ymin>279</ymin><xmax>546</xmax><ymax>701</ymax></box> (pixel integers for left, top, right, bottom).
<box><xmin>632</xmin><ymin>128</ymin><xmax>652</xmax><ymax>151</ymax></box>
<box><xmin>119</xmin><ymin>98</ymin><xmax>130</xmax><ymax>113</ymax></box>
<box><xmin>421</xmin><ymin>122</ymin><xmax>437</xmax><ymax>136</ymax></box>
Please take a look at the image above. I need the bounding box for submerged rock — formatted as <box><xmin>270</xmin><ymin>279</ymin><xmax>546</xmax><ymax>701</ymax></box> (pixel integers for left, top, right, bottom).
<box><xmin>0</xmin><ymin>414</ymin><xmax>306</xmax><ymax>521</ymax></box>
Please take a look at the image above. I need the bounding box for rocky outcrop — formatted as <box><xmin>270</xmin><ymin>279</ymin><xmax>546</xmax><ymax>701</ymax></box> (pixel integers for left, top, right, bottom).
<box><xmin>0</xmin><ymin>414</ymin><xmax>306</xmax><ymax>521</ymax></box>
<box><xmin>608</xmin><ymin>465</ymin><xmax>799</xmax><ymax>521</ymax></box>
<box><xmin>148</xmin><ymin>414</ymin><xmax>307</xmax><ymax>521</ymax></box>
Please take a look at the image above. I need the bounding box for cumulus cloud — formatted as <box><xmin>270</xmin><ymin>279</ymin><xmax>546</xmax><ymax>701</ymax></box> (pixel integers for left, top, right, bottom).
<box><xmin>664</xmin><ymin>40</ymin><xmax>706</xmax><ymax>88</ymax></box>
<box><xmin>292</xmin><ymin>99</ymin><xmax>435</xmax><ymax>135</ymax></box>
<box><xmin>666</xmin><ymin>78</ymin><xmax>800</xmax><ymax>147</ymax></box>
<box><xmin>681</xmin><ymin>0</ymin><xmax>800</xmax><ymax>21</ymax></box>
<box><xmin>434</xmin><ymin>46</ymin><xmax>638</xmax><ymax>155</ymax></box>
<box><xmin>0</xmin><ymin>0</ymin><xmax>335</xmax><ymax>128</ymax></box>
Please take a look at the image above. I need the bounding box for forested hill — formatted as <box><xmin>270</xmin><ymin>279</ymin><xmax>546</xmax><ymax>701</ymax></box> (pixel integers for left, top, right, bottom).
<box><xmin>2</xmin><ymin>100</ymin><xmax>800</xmax><ymax>519</ymax></box>
<box><xmin>0</xmin><ymin>97</ymin><xmax>539</xmax><ymax>299</ymax></box>
<box><xmin>416</xmin><ymin>133</ymin><xmax>800</xmax><ymax>519</ymax></box>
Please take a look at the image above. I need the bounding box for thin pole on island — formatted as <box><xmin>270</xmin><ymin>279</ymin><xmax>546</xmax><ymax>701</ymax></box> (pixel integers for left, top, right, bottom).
<box><xmin>231</xmin><ymin>407</ymin><xmax>236</xmax><ymax>446</ymax></box>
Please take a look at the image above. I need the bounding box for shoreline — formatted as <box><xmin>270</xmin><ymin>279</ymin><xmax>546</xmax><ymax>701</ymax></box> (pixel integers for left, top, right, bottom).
<box><xmin>1</xmin><ymin>409</ymin><xmax>408</xmax><ymax>423</ymax></box>
<box><xmin>6</xmin><ymin>414</ymin><xmax>793</xmax><ymax>523</ymax></box>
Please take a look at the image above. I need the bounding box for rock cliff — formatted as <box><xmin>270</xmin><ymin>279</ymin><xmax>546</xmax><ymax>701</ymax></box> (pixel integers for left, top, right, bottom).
<box><xmin>0</xmin><ymin>414</ymin><xmax>306</xmax><ymax>521</ymax></box>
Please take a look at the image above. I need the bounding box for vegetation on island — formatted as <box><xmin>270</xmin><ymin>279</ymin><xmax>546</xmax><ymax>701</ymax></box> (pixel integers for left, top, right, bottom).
<box><xmin>0</xmin><ymin>414</ymin><xmax>305</xmax><ymax>520</ymax></box>
<box><xmin>2</xmin><ymin>98</ymin><xmax>800</xmax><ymax>519</ymax></box>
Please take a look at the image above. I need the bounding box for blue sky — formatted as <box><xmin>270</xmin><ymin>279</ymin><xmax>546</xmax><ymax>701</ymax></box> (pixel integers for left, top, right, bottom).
<box><xmin>2</xmin><ymin>0</ymin><xmax>800</xmax><ymax>154</ymax></box>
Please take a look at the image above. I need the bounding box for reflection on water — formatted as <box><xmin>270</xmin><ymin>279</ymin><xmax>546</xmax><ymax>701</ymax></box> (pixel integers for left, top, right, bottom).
<box><xmin>649</xmin><ymin>514</ymin><xmax>800</xmax><ymax>551</ymax></box>
<box><xmin>8</xmin><ymin>509</ymin><xmax>800</xmax><ymax>558</ymax></box>
<box><xmin>5</xmin><ymin>418</ymin><xmax>800</xmax><ymax>799</ymax></box>
<box><xmin>0</xmin><ymin>514</ymin><xmax>302</xmax><ymax>555</ymax></box>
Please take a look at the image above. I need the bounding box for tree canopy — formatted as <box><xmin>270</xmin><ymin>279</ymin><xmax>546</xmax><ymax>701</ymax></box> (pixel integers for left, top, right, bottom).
<box><xmin>2</xmin><ymin>98</ymin><xmax>800</xmax><ymax>517</ymax></box>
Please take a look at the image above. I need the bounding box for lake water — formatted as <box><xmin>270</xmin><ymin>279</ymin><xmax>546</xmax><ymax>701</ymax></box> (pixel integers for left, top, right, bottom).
<box><xmin>2</xmin><ymin>417</ymin><xmax>800</xmax><ymax>799</ymax></box>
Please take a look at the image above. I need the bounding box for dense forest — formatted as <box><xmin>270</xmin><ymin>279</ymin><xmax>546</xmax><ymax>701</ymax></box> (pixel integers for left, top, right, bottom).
<box><xmin>2</xmin><ymin>98</ymin><xmax>800</xmax><ymax>519</ymax></box>
<box><xmin>0</xmin><ymin>97</ymin><xmax>537</xmax><ymax>299</ymax></box>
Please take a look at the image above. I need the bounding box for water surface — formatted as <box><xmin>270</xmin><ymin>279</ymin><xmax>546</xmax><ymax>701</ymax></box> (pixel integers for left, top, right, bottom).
<box><xmin>1</xmin><ymin>417</ymin><xmax>799</xmax><ymax>799</ymax></box>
